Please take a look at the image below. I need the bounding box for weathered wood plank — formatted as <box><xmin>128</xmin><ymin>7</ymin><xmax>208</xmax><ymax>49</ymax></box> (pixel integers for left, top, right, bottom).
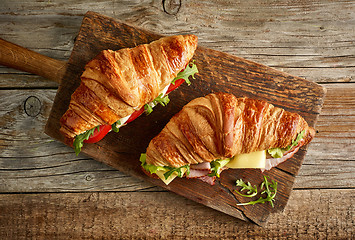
<box><xmin>0</xmin><ymin>83</ymin><xmax>354</xmax><ymax>192</ymax></box>
<box><xmin>0</xmin><ymin>189</ymin><xmax>353</xmax><ymax>239</ymax></box>
<box><xmin>295</xmin><ymin>83</ymin><xmax>355</xmax><ymax>189</ymax></box>
<box><xmin>0</xmin><ymin>0</ymin><xmax>354</xmax><ymax>87</ymax></box>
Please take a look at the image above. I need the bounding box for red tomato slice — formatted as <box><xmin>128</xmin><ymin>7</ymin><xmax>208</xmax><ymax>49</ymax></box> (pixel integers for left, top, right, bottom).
<box><xmin>126</xmin><ymin>106</ymin><xmax>145</xmax><ymax>124</ymax></box>
<box><xmin>84</xmin><ymin>107</ymin><xmax>145</xmax><ymax>144</ymax></box>
<box><xmin>84</xmin><ymin>124</ymin><xmax>112</xmax><ymax>144</ymax></box>
<box><xmin>166</xmin><ymin>78</ymin><xmax>185</xmax><ymax>94</ymax></box>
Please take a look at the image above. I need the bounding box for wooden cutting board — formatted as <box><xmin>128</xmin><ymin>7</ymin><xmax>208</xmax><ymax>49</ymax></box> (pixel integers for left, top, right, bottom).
<box><xmin>43</xmin><ymin>11</ymin><xmax>325</xmax><ymax>225</ymax></box>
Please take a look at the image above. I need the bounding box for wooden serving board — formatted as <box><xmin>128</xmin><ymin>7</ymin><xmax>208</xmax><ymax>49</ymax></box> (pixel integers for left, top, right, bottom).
<box><xmin>45</xmin><ymin>11</ymin><xmax>325</xmax><ymax>225</ymax></box>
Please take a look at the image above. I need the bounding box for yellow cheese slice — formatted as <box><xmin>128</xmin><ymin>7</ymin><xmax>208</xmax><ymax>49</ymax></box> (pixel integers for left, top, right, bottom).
<box><xmin>226</xmin><ymin>150</ymin><xmax>266</xmax><ymax>169</ymax></box>
<box><xmin>155</xmin><ymin>168</ymin><xmax>187</xmax><ymax>185</ymax></box>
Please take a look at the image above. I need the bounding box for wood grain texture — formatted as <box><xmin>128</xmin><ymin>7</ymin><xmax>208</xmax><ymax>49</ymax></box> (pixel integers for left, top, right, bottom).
<box><xmin>40</xmin><ymin>11</ymin><xmax>325</xmax><ymax>225</ymax></box>
<box><xmin>0</xmin><ymin>190</ymin><xmax>353</xmax><ymax>239</ymax></box>
<box><xmin>0</xmin><ymin>0</ymin><xmax>354</xmax><ymax>87</ymax></box>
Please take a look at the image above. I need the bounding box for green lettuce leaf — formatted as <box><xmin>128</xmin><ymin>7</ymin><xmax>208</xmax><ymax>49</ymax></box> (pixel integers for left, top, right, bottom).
<box><xmin>140</xmin><ymin>153</ymin><xmax>189</xmax><ymax>180</ymax></box>
<box><xmin>267</xmin><ymin>148</ymin><xmax>284</xmax><ymax>159</ymax></box>
<box><xmin>208</xmin><ymin>159</ymin><xmax>230</xmax><ymax>177</ymax></box>
<box><xmin>140</xmin><ymin>153</ymin><xmax>167</xmax><ymax>174</ymax></box>
<box><xmin>163</xmin><ymin>165</ymin><xmax>190</xmax><ymax>179</ymax></box>
<box><xmin>267</xmin><ymin>130</ymin><xmax>305</xmax><ymax>158</ymax></box>
<box><xmin>73</xmin><ymin>126</ymin><xmax>100</xmax><ymax>156</ymax></box>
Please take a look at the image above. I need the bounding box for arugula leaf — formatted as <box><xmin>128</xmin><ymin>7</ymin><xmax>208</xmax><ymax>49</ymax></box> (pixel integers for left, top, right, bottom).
<box><xmin>236</xmin><ymin>176</ymin><xmax>278</xmax><ymax>207</ymax></box>
<box><xmin>144</xmin><ymin>94</ymin><xmax>170</xmax><ymax>115</ymax></box>
<box><xmin>235</xmin><ymin>179</ymin><xmax>258</xmax><ymax>197</ymax></box>
<box><xmin>171</xmin><ymin>61</ymin><xmax>198</xmax><ymax>85</ymax></box>
<box><xmin>111</xmin><ymin>120</ymin><xmax>121</xmax><ymax>133</ymax></box>
<box><xmin>267</xmin><ymin>130</ymin><xmax>305</xmax><ymax>158</ymax></box>
<box><xmin>140</xmin><ymin>153</ymin><xmax>189</xmax><ymax>180</ymax></box>
<box><xmin>144</xmin><ymin>104</ymin><xmax>154</xmax><ymax>115</ymax></box>
<box><xmin>286</xmin><ymin>130</ymin><xmax>305</xmax><ymax>151</ymax></box>
<box><xmin>142</xmin><ymin>61</ymin><xmax>197</xmax><ymax>115</ymax></box>
<box><xmin>154</xmin><ymin>93</ymin><xmax>170</xmax><ymax>107</ymax></box>
<box><xmin>209</xmin><ymin>159</ymin><xmax>230</xmax><ymax>177</ymax></box>
<box><xmin>73</xmin><ymin>126</ymin><xmax>100</xmax><ymax>156</ymax></box>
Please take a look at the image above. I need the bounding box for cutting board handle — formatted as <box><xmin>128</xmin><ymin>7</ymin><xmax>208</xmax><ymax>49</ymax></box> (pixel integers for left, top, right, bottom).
<box><xmin>0</xmin><ymin>38</ymin><xmax>67</xmax><ymax>84</ymax></box>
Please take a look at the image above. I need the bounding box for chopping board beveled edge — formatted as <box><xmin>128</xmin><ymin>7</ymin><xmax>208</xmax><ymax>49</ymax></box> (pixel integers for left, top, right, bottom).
<box><xmin>45</xmin><ymin>11</ymin><xmax>326</xmax><ymax>226</ymax></box>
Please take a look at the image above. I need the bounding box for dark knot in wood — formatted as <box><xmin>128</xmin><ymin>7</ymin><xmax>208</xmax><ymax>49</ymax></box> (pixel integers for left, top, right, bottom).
<box><xmin>162</xmin><ymin>0</ymin><xmax>181</xmax><ymax>15</ymax></box>
<box><xmin>24</xmin><ymin>96</ymin><xmax>41</xmax><ymax>117</ymax></box>
<box><xmin>85</xmin><ymin>174</ymin><xmax>93</xmax><ymax>182</ymax></box>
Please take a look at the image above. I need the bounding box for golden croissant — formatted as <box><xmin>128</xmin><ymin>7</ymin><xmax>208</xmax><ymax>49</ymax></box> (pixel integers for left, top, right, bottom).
<box><xmin>141</xmin><ymin>92</ymin><xmax>315</xmax><ymax>185</ymax></box>
<box><xmin>59</xmin><ymin>35</ymin><xmax>198</xmax><ymax>154</ymax></box>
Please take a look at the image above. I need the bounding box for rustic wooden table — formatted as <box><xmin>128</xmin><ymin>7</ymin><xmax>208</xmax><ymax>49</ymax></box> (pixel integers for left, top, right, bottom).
<box><xmin>0</xmin><ymin>1</ymin><xmax>354</xmax><ymax>239</ymax></box>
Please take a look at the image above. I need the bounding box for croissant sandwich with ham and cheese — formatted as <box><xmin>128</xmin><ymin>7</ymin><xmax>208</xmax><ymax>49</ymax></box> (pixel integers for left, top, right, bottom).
<box><xmin>60</xmin><ymin>35</ymin><xmax>198</xmax><ymax>155</ymax></box>
<box><xmin>140</xmin><ymin>92</ymin><xmax>315</xmax><ymax>185</ymax></box>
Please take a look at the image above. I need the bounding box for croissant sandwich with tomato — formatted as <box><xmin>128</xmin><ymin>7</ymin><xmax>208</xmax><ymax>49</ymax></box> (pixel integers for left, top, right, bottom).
<box><xmin>140</xmin><ymin>92</ymin><xmax>315</xmax><ymax>185</ymax></box>
<box><xmin>60</xmin><ymin>35</ymin><xmax>198</xmax><ymax>155</ymax></box>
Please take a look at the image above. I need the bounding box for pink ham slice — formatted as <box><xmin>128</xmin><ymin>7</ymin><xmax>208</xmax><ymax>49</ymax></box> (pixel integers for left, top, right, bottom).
<box><xmin>190</xmin><ymin>162</ymin><xmax>211</xmax><ymax>170</ymax></box>
<box><xmin>196</xmin><ymin>175</ymin><xmax>216</xmax><ymax>185</ymax></box>
<box><xmin>187</xmin><ymin>162</ymin><xmax>211</xmax><ymax>178</ymax></box>
<box><xmin>187</xmin><ymin>169</ymin><xmax>210</xmax><ymax>178</ymax></box>
<box><xmin>186</xmin><ymin>162</ymin><xmax>216</xmax><ymax>185</ymax></box>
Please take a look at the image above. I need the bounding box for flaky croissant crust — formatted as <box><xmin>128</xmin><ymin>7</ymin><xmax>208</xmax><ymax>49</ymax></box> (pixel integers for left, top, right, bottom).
<box><xmin>60</xmin><ymin>35</ymin><xmax>198</xmax><ymax>143</ymax></box>
<box><xmin>146</xmin><ymin>92</ymin><xmax>315</xmax><ymax>167</ymax></box>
